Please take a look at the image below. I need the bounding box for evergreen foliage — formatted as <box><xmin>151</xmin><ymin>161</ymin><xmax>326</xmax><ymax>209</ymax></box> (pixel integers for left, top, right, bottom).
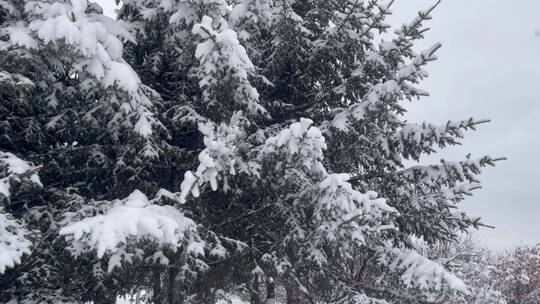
<box><xmin>0</xmin><ymin>0</ymin><xmax>502</xmax><ymax>303</ymax></box>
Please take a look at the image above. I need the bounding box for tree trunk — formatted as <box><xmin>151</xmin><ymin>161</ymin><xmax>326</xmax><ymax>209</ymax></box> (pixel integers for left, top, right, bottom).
<box><xmin>285</xmin><ymin>279</ymin><xmax>300</xmax><ymax>304</ymax></box>
<box><xmin>250</xmin><ymin>274</ymin><xmax>262</xmax><ymax>304</ymax></box>
<box><xmin>168</xmin><ymin>267</ymin><xmax>183</xmax><ymax>304</ymax></box>
<box><xmin>135</xmin><ymin>291</ymin><xmax>141</xmax><ymax>304</ymax></box>
<box><xmin>153</xmin><ymin>269</ymin><xmax>162</xmax><ymax>304</ymax></box>
<box><xmin>265</xmin><ymin>277</ymin><xmax>276</xmax><ymax>304</ymax></box>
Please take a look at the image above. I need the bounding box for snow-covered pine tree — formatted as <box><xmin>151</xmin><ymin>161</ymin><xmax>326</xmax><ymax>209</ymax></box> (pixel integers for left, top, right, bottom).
<box><xmin>0</xmin><ymin>1</ymin><xmax>203</xmax><ymax>302</ymax></box>
<box><xmin>0</xmin><ymin>0</ymin><xmax>502</xmax><ymax>303</ymax></box>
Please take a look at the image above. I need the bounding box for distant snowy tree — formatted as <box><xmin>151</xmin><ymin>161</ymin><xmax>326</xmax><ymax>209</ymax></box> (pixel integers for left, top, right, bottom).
<box><xmin>492</xmin><ymin>244</ymin><xmax>540</xmax><ymax>304</ymax></box>
<box><xmin>422</xmin><ymin>236</ymin><xmax>506</xmax><ymax>304</ymax></box>
<box><xmin>0</xmin><ymin>0</ymin><xmax>503</xmax><ymax>303</ymax></box>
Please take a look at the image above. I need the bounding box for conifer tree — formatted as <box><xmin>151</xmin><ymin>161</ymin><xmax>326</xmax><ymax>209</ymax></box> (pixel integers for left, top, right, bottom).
<box><xmin>0</xmin><ymin>0</ymin><xmax>503</xmax><ymax>303</ymax></box>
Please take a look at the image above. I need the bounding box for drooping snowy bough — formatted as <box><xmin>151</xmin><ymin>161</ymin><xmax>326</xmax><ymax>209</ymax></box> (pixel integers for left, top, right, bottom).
<box><xmin>59</xmin><ymin>190</ymin><xmax>204</xmax><ymax>272</ymax></box>
<box><xmin>0</xmin><ymin>152</ymin><xmax>41</xmax><ymax>273</ymax></box>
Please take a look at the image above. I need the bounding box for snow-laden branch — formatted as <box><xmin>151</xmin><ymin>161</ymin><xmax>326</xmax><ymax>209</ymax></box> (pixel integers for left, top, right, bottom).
<box><xmin>0</xmin><ymin>151</ymin><xmax>41</xmax><ymax>273</ymax></box>
<box><xmin>60</xmin><ymin>190</ymin><xmax>203</xmax><ymax>271</ymax></box>
<box><xmin>0</xmin><ymin>212</ymin><xmax>32</xmax><ymax>274</ymax></box>
<box><xmin>378</xmin><ymin>246</ymin><xmax>468</xmax><ymax>294</ymax></box>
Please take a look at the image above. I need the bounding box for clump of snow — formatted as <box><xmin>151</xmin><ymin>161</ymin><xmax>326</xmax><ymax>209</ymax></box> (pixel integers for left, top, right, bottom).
<box><xmin>215</xmin><ymin>291</ymin><xmax>249</xmax><ymax>304</ymax></box>
<box><xmin>0</xmin><ymin>151</ymin><xmax>42</xmax><ymax>199</ymax></box>
<box><xmin>102</xmin><ymin>61</ymin><xmax>141</xmax><ymax>93</ymax></box>
<box><xmin>0</xmin><ymin>212</ymin><xmax>32</xmax><ymax>274</ymax></box>
<box><xmin>229</xmin><ymin>0</ymin><xmax>272</xmax><ymax>41</ymax></box>
<box><xmin>379</xmin><ymin>247</ymin><xmax>468</xmax><ymax>294</ymax></box>
<box><xmin>192</xmin><ymin>15</ymin><xmax>265</xmax><ymax>116</ymax></box>
<box><xmin>180</xmin><ymin>112</ymin><xmax>256</xmax><ymax>203</ymax></box>
<box><xmin>264</xmin><ymin>118</ymin><xmax>327</xmax><ymax>162</ymax></box>
<box><xmin>59</xmin><ymin>190</ymin><xmax>201</xmax><ymax>268</ymax></box>
<box><xmin>26</xmin><ymin>1</ymin><xmax>141</xmax><ymax>93</ymax></box>
<box><xmin>2</xmin><ymin>25</ymin><xmax>38</xmax><ymax>49</ymax></box>
<box><xmin>0</xmin><ymin>152</ymin><xmax>40</xmax><ymax>273</ymax></box>
<box><xmin>9</xmin><ymin>0</ymin><xmax>156</xmax><ymax>139</ymax></box>
<box><xmin>349</xmin><ymin>293</ymin><xmax>391</xmax><ymax>304</ymax></box>
<box><xmin>0</xmin><ymin>71</ymin><xmax>34</xmax><ymax>87</ymax></box>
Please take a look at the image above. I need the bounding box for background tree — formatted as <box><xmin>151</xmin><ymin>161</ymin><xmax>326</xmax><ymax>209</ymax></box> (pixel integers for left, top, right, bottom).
<box><xmin>422</xmin><ymin>236</ymin><xmax>507</xmax><ymax>304</ymax></box>
<box><xmin>492</xmin><ymin>244</ymin><xmax>540</xmax><ymax>304</ymax></box>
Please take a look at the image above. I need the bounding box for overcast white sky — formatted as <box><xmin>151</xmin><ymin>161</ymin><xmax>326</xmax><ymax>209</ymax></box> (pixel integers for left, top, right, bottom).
<box><xmin>389</xmin><ymin>0</ymin><xmax>540</xmax><ymax>250</ymax></box>
<box><xmin>96</xmin><ymin>0</ymin><xmax>540</xmax><ymax>250</ymax></box>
